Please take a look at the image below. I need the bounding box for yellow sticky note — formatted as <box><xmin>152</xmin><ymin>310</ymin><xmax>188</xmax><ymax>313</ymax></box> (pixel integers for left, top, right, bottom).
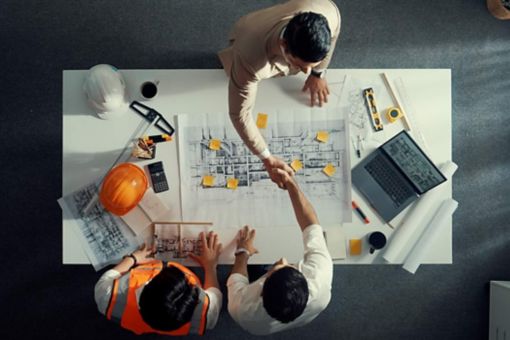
<box><xmin>291</xmin><ymin>159</ymin><xmax>303</xmax><ymax>172</ymax></box>
<box><xmin>316</xmin><ymin>131</ymin><xmax>329</xmax><ymax>143</ymax></box>
<box><xmin>202</xmin><ymin>175</ymin><xmax>215</xmax><ymax>187</ymax></box>
<box><xmin>256</xmin><ymin>113</ymin><xmax>268</xmax><ymax>129</ymax></box>
<box><xmin>349</xmin><ymin>239</ymin><xmax>362</xmax><ymax>256</ymax></box>
<box><xmin>323</xmin><ymin>163</ymin><xmax>336</xmax><ymax>177</ymax></box>
<box><xmin>227</xmin><ymin>178</ymin><xmax>239</xmax><ymax>190</ymax></box>
<box><xmin>209</xmin><ymin>139</ymin><xmax>221</xmax><ymax>151</ymax></box>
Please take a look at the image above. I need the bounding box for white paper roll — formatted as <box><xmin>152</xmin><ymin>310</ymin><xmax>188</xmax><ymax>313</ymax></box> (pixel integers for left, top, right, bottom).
<box><xmin>403</xmin><ymin>199</ymin><xmax>458</xmax><ymax>274</ymax></box>
<box><xmin>382</xmin><ymin>161</ymin><xmax>458</xmax><ymax>263</ymax></box>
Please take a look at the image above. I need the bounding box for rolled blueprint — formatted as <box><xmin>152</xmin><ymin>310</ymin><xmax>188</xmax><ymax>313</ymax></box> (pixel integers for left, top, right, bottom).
<box><xmin>382</xmin><ymin>161</ymin><xmax>458</xmax><ymax>263</ymax></box>
<box><xmin>403</xmin><ymin>199</ymin><xmax>458</xmax><ymax>274</ymax></box>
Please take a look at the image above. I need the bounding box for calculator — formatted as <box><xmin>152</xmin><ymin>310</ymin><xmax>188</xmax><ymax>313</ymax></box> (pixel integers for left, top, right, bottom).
<box><xmin>147</xmin><ymin>161</ymin><xmax>169</xmax><ymax>193</ymax></box>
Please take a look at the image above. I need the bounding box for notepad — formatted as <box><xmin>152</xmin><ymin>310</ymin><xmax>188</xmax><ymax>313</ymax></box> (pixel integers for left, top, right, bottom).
<box><xmin>256</xmin><ymin>113</ymin><xmax>268</xmax><ymax>129</ymax></box>
<box><xmin>290</xmin><ymin>159</ymin><xmax>303</xmax><ymax>172</ymax></box>
<box><xmin>227</xmin><ymin>178</ymin><xmax>239</xmax><ymax>190</ymax></box>
<box><xmin>349</xmin><ymin>239</ymin><xmax>362</xmax><ymax>256</ymax></box>
<box><xmin>323</xmin><ymin>163</ymin><xmax>336</xmax><ymax>177</ymax></box>
<box><xmin>209</xmin><ymin>139</ymin><xmax>221</xmax><ymax>151</ymax></box>
<box><xmin>202</xmin><ymin>175</ymin><xmax>215</xmax><ymax>187</ymax></box>
<box><xmin>316</xmin><ymin>131</ymin><xmax>329</xmax><ymax>143</ymax></box>
<box><xmin>324</xmin><ymin>228</ymin><xmax>347</xmax><ymax>260</ymax></box>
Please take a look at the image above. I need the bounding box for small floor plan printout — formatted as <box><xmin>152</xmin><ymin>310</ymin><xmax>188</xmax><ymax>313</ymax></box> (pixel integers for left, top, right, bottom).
<box><xmin>177</xmin><ymin>108</ymin><xmax>351</xmax><ymax>229</ymax></box>
<box><xmin>59</xmin><ymin>181</ymin><xmax>140</xmax><ymax>270</ymax></box>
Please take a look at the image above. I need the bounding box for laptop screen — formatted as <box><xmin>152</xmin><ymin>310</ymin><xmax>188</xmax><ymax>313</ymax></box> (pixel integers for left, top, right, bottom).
<box><xmin>381</xmin><ymin>131</ymin><xmax>446</xmax><ymax>194</ymax></box>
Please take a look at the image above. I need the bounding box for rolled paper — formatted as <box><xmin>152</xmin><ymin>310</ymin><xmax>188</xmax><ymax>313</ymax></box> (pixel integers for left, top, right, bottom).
<box><xmin>402</xmin><ymin>199</ymin><xmax>458</xmax><ymax>274</ymax></box>
<box><xmin>382</xmin><ymin>161</ymin><xmax>458</xmax><ymax>263</ymax></box>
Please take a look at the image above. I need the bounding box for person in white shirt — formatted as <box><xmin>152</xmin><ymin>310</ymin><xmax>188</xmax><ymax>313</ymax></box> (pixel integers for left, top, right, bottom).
<box><xmin>94</xmin><ymin>232</ymin><xmax>223</xmax><ymax>335</ymax></box>
<box><xmin>227</xmin><ymin>168</ymin><xmax>333</xmax><ymax>335</ymax></box>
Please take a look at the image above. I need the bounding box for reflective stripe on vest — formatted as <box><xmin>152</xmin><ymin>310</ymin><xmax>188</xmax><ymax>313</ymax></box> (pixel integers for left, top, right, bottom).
<box><xmin>106</xmin><ymin>261</ymin><xmax>208</xmax><ymax>335</ymax></box>
<box><xmin>189</xmin><ymin>289</ymin><xmax>208</xmax><ymax>334</ymax></box>
<box><xmin>109</xmin><ymin>274</ymin><xmax>130</xmax><ymax>324</ymax></box>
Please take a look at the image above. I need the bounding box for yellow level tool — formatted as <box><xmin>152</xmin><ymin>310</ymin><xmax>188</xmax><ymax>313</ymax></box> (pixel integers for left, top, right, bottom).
<box><xmin>363</xmin><ymin>88</ymin><xmax>383</xmax><ymax>131</ymax></box>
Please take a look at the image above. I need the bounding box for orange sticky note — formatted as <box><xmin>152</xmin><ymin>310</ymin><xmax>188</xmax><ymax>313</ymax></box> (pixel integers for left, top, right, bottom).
<box><xmin>256</xmin><ymin>113</ymin><xmax>268</xmax><ymax>129</ymax></box>
<box><xmin>202</xmin><ymin>175</ymin><xmax>215</xmax><ymax>187</ymax></box>
<box><xmin>323</xmin><ymin>163</ymin><xmax>336</xmax><ymax>177</ymax></box>
<box><xmin>316</xmin><ymin>131</ymin><xmax>329</xmax><ymax>143</ymax></box>
<box><xmin>209</xmin><ymin>139</ymin><xmax>221</xmax><ymax>151</ymax></box>
<box><xmin>349</xmin><ymin>239</ymin><xmax>362</xmax><ymax>256</ymax></box>
<box><xmin>227</xmin><ymin>178</ymin><xmax>239</xmax><ymax>190</ymax></box>
<box><xmin>290</xmin><ymin>159</ymin><xmax>303</xmax><ymax>172</ymax></box>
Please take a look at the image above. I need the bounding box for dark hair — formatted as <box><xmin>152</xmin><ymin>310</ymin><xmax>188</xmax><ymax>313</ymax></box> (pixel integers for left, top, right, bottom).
<box><xmin>283</xmin><ymin>12</ymin><xmax>331</xmax><ymax>62</ymax></box>
<box><xmin>139</xmin><ymin>266</ymin><xmax>199</xmax><ymax>331</ymax></box>
<box><xmin>262</xmin><ymin>266</ymin><xmax>309</xmax><ymax>323</ymax></box>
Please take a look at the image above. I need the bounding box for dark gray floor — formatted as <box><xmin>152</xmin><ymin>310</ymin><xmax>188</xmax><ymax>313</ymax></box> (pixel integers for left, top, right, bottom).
<box><xmin>1</xmin><ymin>0</ymin><xmax>509</xmax><ymax>339</ymax></box>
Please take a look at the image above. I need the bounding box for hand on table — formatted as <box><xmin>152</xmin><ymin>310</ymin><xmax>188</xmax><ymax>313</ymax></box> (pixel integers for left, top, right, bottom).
<box><xmin>302</xmin><ymin>75</ymin><xmax>330</xmax><ymax>107</ymax></box>
<box><xmin>263</xmin><ymin>155</ymin><xmax>294</xmax><ymax>189</ymax></box>
<box><xmin>131</xmin><ymin>243</ymin><xmax>156</xmax><ymax>265</ymax></box>
<box><xmin>189</xmin><ymin>231</ymin><xmax>223</xmax><ymax>270</ymax></box>
<box><xmin>236</xmin><ymin>225</ymin><xmax>258</xmax><ymax>257</ymax></box>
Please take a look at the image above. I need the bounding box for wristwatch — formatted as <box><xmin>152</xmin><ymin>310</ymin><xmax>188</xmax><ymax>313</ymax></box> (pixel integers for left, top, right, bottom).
<box><xmin>123</xmin><ymin>253</ymin><xmax>138</xmax><ymax>269</ymax></box>
<box><xmin>311</xmin><ymin>69</ymin><xmax>326</xmax><ymax>79</ymax></box>
<box><xmin>235</xmin><ymin>248</ymin><xmax>251</xmax><ymax>257</ymax></box>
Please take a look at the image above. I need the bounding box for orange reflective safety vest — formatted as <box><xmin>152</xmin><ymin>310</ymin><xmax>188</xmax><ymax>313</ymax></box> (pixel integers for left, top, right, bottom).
<box><xmin>106</xmin><ymin>261</ymin><xmax>209</xmax><ymax>335</ymax></box>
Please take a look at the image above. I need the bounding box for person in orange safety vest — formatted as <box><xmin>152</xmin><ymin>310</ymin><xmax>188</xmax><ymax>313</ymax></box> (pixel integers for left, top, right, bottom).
<box><xmin>94</xmin><ymin>231</ymin><xmax>223</xmax><ymax>335</ymax></box>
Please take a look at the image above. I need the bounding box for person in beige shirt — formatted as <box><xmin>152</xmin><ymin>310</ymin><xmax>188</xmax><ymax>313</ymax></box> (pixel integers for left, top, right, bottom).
<box><xmin>218</xmin><ymin>0</ymin><xmax>341</xmax><ymax>187</ymax></box>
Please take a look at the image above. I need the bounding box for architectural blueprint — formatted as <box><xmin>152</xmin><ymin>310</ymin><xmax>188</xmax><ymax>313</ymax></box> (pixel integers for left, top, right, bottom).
<box><xmin>59</xmin><ymin>182</ymin><xmax>140</xmax><ymax>271</ymax></box>
<box><xmin>177</xmin><ymin>108</ymin><xmax>351</xmax><ymax>229</ymax></box>
<box><xmin>154</xmin><ymin>223</ymin><xmax>211</xmax><ymax>263</ymax></box>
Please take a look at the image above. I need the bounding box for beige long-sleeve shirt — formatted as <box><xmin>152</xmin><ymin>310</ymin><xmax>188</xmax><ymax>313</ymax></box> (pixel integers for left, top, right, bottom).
<box><xmin>218</xmin><ymin>0</ymin><xmax>341</xmax><ymax>156</ymax></box>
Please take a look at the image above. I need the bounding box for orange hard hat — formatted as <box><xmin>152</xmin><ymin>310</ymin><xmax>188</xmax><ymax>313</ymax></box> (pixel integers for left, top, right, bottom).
<box><xmin>99</xmin><ymin>163</ymin><xmax>148</xmax><ymax>216</ymax></box>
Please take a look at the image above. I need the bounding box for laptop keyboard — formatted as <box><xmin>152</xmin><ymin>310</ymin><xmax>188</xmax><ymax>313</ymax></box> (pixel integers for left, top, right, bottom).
<box><xmin>365</xmin><ymin>155</ymin><xmax>415</xmax><ymax>206</ymax></box>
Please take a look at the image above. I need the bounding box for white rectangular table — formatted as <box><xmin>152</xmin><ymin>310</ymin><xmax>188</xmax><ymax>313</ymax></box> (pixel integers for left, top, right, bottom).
<box><xmin>63</xmin><ymin>69</ymin><xmax>452</xmax><ymax>265</ymax></box>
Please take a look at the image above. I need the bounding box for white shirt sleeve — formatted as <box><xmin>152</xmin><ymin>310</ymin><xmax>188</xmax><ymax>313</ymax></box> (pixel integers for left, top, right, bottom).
<box><xmin>299</xmin><ymin>224</ymin><xmax>333</xmax><ymax>310</ymax></box>
<box><xmin>226</xmin><ymin>273</ymin><xmax>251</xmax><ymax>322</ymax></box>
<box><xmin>94</xmin><ymin>269</ymin><xmax>122</xmax><ymax>315</ymax></box>
<box><xmin>204</xmin><ymin>287</ymin><xmax>223</xmax><ymax>329</ymax></box>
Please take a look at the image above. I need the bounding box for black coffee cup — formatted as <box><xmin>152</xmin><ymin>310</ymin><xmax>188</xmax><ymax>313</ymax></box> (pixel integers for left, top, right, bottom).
<box><xmin>368</xmin><ymin>232</ymin><xmax>387</xmax><ymax>254</ymax></box>
<box><xmin>141</xmin><ymin>81</ymin><xmax>158</xmax><ymax>100</ymax></box>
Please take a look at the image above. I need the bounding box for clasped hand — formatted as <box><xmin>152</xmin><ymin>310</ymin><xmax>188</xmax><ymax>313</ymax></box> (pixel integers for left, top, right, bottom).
<box><xmin>263</xmin><ymin>155</ymin><xmax>294</xmax><ymax>189</ymax></box>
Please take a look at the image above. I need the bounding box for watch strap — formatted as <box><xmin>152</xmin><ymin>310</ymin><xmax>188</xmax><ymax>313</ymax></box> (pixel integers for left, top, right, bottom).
<box><xmin>235</xmin><ymin>248</ymin><xmax>251</xmax><ymax>257</ymax></box>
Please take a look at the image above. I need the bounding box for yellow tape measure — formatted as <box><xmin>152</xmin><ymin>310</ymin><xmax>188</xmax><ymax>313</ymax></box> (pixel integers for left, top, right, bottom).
<box><xmin>363</xmin><ymin>88</ymin><xmax>383</xmax><ymax>131</ymax></box>
<box><xmin>386</xmin><ymin>107</ymin><xmax>403</xmax><ymax>123</ymax></box>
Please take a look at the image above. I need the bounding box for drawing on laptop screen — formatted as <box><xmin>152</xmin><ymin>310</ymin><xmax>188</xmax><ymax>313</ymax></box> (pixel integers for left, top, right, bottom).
<box><xmin>382</xmin><ymin>133</ymin><xmax>445</xmax><ymax>193</ymax></box>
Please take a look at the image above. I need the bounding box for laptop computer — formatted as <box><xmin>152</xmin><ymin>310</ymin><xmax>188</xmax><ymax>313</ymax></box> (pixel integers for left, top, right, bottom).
<box><xmin>352</xmin><ymin>131</ymin><xmax>446</xmax><ymax>222</ymax></box>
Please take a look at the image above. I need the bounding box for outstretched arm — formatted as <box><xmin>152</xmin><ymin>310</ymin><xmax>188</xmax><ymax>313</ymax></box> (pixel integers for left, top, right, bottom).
<box><xmin>274</xmin><ymin>168</ymin><xmax>319</xmax><ymax>231</ymax></box>
<box><xmin>228</xmin><ymin>54</ymin><xmax>268</xmax><ymax>157</ymax></box>
<box><xmin>228</xmin><ymin>54</ymin><xmax>295</xmax><ymax>187</ymax></box>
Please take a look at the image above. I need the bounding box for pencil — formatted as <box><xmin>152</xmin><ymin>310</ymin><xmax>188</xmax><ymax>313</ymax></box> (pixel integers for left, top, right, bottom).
<box><xmin>352</xmin><ymin>201</ymin><xmax>370</xmax><ymax>224</ymax></box>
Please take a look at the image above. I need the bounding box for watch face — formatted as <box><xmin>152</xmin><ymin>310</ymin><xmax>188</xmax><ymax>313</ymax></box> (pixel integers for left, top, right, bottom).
<box><xmin>312</xmin><ymin>70</ymin><xmax>325</xmax><ymax>78</ymax></box>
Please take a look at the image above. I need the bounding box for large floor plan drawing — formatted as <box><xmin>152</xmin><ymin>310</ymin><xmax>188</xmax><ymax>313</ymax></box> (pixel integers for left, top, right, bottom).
<box><xmin>177</xmin><ymin>109</ymin><xmax>351</xmax><ymax>229</ymax></box>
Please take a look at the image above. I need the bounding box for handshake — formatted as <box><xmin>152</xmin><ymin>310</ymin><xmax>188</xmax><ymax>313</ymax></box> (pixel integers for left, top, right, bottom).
<box><xmin>262</xmin><ymin>155</ymin><xmax>296</xmax><ymax>190</ymax></box>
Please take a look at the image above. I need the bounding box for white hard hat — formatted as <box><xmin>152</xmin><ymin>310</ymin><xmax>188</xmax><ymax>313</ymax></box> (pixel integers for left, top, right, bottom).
<box><xmin>83</xmin><ymin>64</ymin><xmax>129</xmax><ymax>119</ymax></box>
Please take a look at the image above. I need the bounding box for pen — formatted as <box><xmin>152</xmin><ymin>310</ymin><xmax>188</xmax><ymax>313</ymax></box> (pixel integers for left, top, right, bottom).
<box><xmin>356</xmin><ymin>135</ymin><xmax>362</xmax><ymax>158</ymax></box>
<box><xmin>352</xmin><ymin>200</ymin><xmax>370</xmax><ymax>224</ymax></box>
